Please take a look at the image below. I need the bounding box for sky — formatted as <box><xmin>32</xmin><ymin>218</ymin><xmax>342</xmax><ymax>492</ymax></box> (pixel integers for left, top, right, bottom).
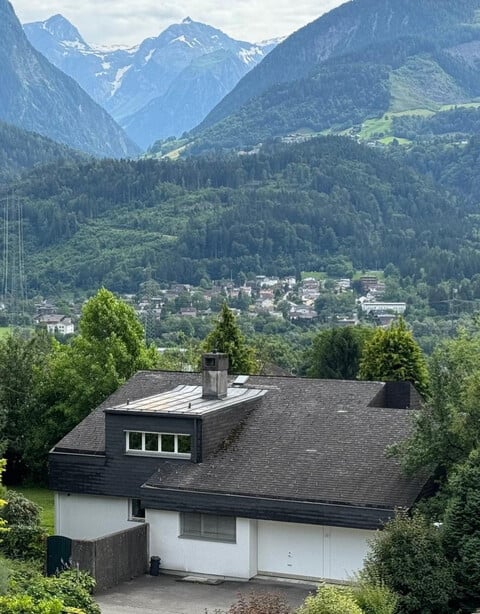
<box><xmin>12</xmin><ymin>0</ymin><xmax>346</xmax><ymax>47</ymax></box>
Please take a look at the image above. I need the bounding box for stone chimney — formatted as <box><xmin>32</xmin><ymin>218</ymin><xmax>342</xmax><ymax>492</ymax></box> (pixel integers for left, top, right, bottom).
<box><xmin>202</xmin><ymin>352</ymin><xmax>228</xmax><ymax>399</ymax></box>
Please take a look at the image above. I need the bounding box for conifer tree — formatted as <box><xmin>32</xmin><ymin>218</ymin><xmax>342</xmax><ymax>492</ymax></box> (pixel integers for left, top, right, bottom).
<box><xmin>202</xmin><ymin>302</ymin><xmax>258</xmax><ymax>374</ymax></box>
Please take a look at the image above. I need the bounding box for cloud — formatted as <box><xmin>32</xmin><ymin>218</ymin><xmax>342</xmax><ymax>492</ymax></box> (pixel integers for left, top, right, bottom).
<box><xmin>13</xmin><ymin>0</ymin><xmax>345</xmax><ymax>46</ymax></box>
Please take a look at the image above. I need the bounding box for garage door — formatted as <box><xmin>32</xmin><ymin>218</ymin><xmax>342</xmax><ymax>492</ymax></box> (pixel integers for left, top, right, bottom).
<box><xmin>257</xmin><ymin>520</ymin><xmax>372</xmax><ymax>581</ymax></box>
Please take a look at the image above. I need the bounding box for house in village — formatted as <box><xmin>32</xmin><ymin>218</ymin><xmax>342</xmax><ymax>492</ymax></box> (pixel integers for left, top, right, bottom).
<box><xmin>50</xmin><ymin>354</ymin><xmax>428</xmax><ymax>582</ymax></box>
<box><xmin>35</xmin><ymin>313</ymin><xmax>74</xmax><ymax>335</ymax></box>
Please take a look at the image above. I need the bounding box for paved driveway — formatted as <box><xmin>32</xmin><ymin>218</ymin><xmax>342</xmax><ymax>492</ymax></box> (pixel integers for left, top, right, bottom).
<box><xmin>96</xmin><ymin>573</ymin><xmax>315</xmax><ymax>614</ymax></box>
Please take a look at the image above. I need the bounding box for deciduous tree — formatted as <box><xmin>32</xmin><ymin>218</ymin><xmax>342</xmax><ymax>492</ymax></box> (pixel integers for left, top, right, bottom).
<box><xmin>358</xmin><ymin>318</ymin><xmax>429</xmax><ymax>398</ymax></box>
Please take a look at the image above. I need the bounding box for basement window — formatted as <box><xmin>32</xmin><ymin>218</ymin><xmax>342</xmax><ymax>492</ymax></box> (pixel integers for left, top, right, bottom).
<box><xmin>180</xmin><ymin>512</ymin><xmax>236</xmax><ymax>543</ymax></box>
<box><xmin>125</xmin><ymin>431</ymin><xmax>191</xmax><ymax>458</ymax></box>
<box><xmin>129</xmin><ymin>498</ymin><xmax>145</xmax><ymax>521</ymax></box>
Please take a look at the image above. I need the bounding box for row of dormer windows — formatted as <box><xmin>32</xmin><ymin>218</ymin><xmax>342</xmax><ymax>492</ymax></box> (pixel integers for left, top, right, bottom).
<box><xmin>125</xmin><ymin>431</ymin><xmax>191</xmax><ymax>458</ymax></box>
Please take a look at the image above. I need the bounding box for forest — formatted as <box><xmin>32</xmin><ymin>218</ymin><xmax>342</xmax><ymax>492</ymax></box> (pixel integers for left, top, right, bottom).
<box><xmin>1</xmin><ymin>135</ymin><xmax>479</xmax><ymax>300</ymax></box>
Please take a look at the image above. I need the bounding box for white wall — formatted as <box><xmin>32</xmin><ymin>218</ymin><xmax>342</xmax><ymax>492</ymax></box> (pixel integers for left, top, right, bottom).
<box><xmin>55</xmin><ymin>492</ymin><xmax>138</xmax><ymax>539</ymax></box>
<box><xmin>147</xmin><ymin>510</ymin><xmax>257</xmax><ymax>579</ymax></box>
<box><xmin>257</xmin><ymin>520</ymin><xmax>374</xmax><ymax>581</ymax></box>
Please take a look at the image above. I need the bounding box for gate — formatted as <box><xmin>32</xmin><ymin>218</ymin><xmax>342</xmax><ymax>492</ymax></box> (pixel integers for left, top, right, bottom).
<box><xmin>46</xmin><ymin>535</ymin><xmax>72</xmax><ymax>576</ymax></box>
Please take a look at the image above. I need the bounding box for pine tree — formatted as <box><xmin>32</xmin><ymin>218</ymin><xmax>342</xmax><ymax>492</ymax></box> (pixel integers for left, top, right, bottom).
<box><xmin>202</xmin><ymin>303</ymin><xmax>258</xmax><ymax>374</ymax></box>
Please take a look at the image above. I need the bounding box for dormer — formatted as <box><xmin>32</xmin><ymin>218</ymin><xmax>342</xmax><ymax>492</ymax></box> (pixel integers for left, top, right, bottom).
<box><xmin>103</xmin><ymin>354</ymin><xmax>266</xmax><ymax>464</ymax></box>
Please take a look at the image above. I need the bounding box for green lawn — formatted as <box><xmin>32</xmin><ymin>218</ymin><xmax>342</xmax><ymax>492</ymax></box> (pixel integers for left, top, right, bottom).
<box><xmin>10</xmin><ymin>486</ymin><xmax>55</xmax><ymax>535</ymax></box>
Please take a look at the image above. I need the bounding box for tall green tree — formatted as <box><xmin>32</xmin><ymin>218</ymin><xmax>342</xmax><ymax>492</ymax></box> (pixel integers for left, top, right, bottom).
<box><xmin>0</xmin><ymin>331</ymin><xmax>53</xmax><ymax>476</ymax></box>
<box><xmin>358</xmin><ymin>319</ymin><xmax>429</xmax><ymax>398</ymax></box>
<box><xmin>306</xmin><ymin>326</ymin><xmax>373</xmax><ymax>380</ymax></box>
<box><xmin>363</xmin><ymin>511</ymin><xmax>454</xmax><ymax>614</ymax></box>
<box><xmin>202</xmin><ymin>303</ymin><xmax>258</xmax><ymax>374</ymax></box>
<box><xmin>442</xmin><ymin>448</ymin><xmax>480</xmax><ymax>612</ymax></box>
<box><xmin>27</xmin><ymin>289</ymin><xmax>159</xmax><ymax>478</ymax></box>
<box><xmin>396</xmin><ymin>327</ymin><xmax>480</xmax><ymax>477</ymax></box>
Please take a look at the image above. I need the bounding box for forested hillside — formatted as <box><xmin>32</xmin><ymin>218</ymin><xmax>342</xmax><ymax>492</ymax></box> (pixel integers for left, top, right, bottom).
<box><xmin>177</xmin><ymin>0</ymin><xmax>480</xmax><ymax>154</ymax></box>
<box><xmin>1</xmin><ymin>137</ymin><xmax>477</xmax><ymax>295</ymax></box>
<box><xmin>0</xmin><ymin>121</ymin><xmax>86</xmax><ymax>181</ymax></box>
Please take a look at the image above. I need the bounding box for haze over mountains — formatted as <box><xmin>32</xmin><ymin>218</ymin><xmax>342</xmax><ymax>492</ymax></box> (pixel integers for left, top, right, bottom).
<box><xmin>0</xmin><ymin>0</ymin><xmax>138</xmax><ymax>158</ymax></box>
<box><xmin>24</xmin><ymin>15</ymin><xmax>279</xmax><ymax>149</ymax></box>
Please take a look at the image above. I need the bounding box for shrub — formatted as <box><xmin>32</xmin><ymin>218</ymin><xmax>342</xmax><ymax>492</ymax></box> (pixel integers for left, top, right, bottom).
<box><xmin>228</xmin><ymin>591</ymin><xmax>292</xmax><ymax>614</ymax></box>
<box><xmin>297</xmin><ymin>586</ymin><xmax>362</xmax><ymax>614</ymax></box>
<box><xmin>0</xmin><ymin>524</ymin><xmax>46</xmax><ymax>560</ymax></box>
<box><xmin>350</xmin><ymin>581</ymin><xmax>397</xmax><ymax>614</ymax></box>
<box><xmin>0</xmin><ymin>594</ymin><xmax>63</xmax><ymax>613</ymax></box>
<box><xmin>2</xmin><ymin>491</ymin><xmax>41</xmax><ymax>527</ymax></box>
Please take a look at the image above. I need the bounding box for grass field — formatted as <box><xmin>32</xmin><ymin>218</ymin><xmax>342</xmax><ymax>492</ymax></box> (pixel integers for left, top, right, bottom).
<box><xmin>0</xmin><ymin>327</ymin><xmax>10</xmax><ymax>338</ymax></box>
<box><xmin>10</xmin><ymin>486</ymin><xmax>55</xmax><ymax>535</ymax></box>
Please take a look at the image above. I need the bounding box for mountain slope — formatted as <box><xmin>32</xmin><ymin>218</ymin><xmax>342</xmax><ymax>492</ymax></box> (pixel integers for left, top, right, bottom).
<box><xmin>0</xmin><ymin>0</ymin><xmax>138</xmax><ymax>157</ymax></box>
<box><xmin>0</xmin><ymin>137</ymin><xmax>476</xmax><ymax>294</ymax></box>
<box><xmin>24</xmin><ymin>15</ymin><xmax>278</xmax><ymax>148</ymax></box>
<box><xmin>0</xmin><ymin>121</ymin><xmax>86</xmax><ymax>181</ymax></box>
<box><xmin>181</xmin><ymin>0</ymin><xmax>480</xmax><ymax>152</ymax></box>
<box><xmin>198</xmin><ymin>0</ymin><xmax>480</xmax><ymax>131</ymax></box>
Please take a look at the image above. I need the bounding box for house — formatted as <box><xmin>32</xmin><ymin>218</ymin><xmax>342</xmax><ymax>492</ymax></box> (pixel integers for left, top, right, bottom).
<box><xmin>360</xmin><ymin>302</ymin><xmax>407</xmax><ymax>315</ymax></box>
<box><xmin>35</xmin><ymin>314</ymin><xmax>74</xmax><ymax>335</ymax></box>
<box><xmin>49</xmin><ymin>354</ymin><xmax>427</xmax><ymax>582</ymax></box>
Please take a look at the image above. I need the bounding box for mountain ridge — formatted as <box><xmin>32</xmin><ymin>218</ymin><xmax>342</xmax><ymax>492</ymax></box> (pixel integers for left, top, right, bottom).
<box><xmin>0</xmin><ymin>0</ymin><xmax>139</xmax><ymax>158</ymax></box>
<box><xmin>24</xmin><ymin>14</ymin><xmax>279</xmax><ymax>149</ymax></box>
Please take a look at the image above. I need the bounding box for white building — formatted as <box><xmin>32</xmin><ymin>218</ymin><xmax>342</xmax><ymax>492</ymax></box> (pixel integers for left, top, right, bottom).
<box><xmin>50</xmin><ymin>355</ymin><xmax>427</xmax><ymax>583</ymax></box>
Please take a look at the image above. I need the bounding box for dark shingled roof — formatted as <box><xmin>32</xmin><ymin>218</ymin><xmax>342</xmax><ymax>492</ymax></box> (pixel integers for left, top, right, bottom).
<box><xmin>53</xmin><ymin>371</ymin><xmax>427</xmax><ymax>510</ymax></box>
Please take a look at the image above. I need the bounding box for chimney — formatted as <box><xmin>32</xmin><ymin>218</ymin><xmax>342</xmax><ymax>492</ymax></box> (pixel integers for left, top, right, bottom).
<box><xmin>202</xmin><ymin>352</ymin><xmax>228</xmax><ymax>399</ymax></box>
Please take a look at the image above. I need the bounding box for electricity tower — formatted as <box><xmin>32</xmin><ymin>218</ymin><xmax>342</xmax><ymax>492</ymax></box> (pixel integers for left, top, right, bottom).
<box><xmin>1</xmin><ymin>194</ymin><xmax>28</xmax><ymax>327</ymax></box>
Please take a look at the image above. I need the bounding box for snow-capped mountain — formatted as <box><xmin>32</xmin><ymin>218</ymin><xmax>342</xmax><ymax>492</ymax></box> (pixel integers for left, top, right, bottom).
<box><xmin>0</xmin><ymin>3</ymin><xmax>138</xmax><ymax>158</ymax></box>
<box><xmin>24</xmin><ymin>15</ymin><xmax>280</xmax><ymax>149</ymax></box>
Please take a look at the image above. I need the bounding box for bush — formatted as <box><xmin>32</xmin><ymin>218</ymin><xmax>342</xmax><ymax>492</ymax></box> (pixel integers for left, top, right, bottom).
<box><xmin>7</xmin><ymin>567</ymin><xmax>97</xmax><ymax>614</ymax></box>
<box><xmin>350</xmin><ymin>581</ymin><xmax>397</xmax><ymax>614</ymax></box>
<box><xmin>0</xmin><ymin>525</ymin><xmax>46</xmax><ymax>560</ymax></box>
<box><xmin>0</xmin><ymin>594</ymin><xmax>64</xmax><ymax>613</ymax></box>
<box><xmin>297</xmin><ymin>586</ymin><xmax>362</xmax><ymax>614</ymax></box>
<box><xmin>2</xmin><ymin>491</ymin><xmax>41</xmax><ymax>527</ymax></box>
<box><xmin>227</xmin><ymin>591</ymin><xmax>291</xmax><ymax>613</ymax></box>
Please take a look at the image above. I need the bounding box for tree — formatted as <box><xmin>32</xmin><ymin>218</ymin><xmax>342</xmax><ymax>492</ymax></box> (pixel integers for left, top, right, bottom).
<box><xmin>202</xmin><ymin>303</ymin><xmax>258</xmax><ymax>374</ymax></box>
<box><xmin>396</xmin><ymin>327</ymin><xmax>480</xmax><ymax>477</ymax></box>
<box><xmin>0</xmin><ymin>331</ymin><xmax>53</xmax><ymax>481</ymax></box>
<box><xmin>363</xmin><ymin>511</ymin><xmax>454</xmax><ymax>614</ymax></box>
<box><xmin>442</xmin><ymin>448</ymin><xmax>480</xmax><ymax>612</ymax></box>
<box><xmin>306</xmin><ymin>326</ymin><xmax>373</xmax><ymax>380</ymax></box>
<box><xmin>26</xmin><ymin>289</ymin><xmax>159</xmax><ymax>479</ymax></box>
<box><xmin>358</xmin><ymin>319</ymin><xmax>429</xmax><ymax>398</ymax></box>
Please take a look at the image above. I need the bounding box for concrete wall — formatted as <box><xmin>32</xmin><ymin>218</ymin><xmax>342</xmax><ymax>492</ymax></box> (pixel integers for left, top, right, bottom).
<box><xmin>257</xmin><ymin>520</ymin><xmax>374</xmax><ymax>581</ymax></box>
<box><xmin>55</xmin><ymin>493</ymin><xmax>137</xmax><ymax>539</ymax></box>
<box><xmin>72</xmin><ymin>523</ymin><xmax>148</xmax><ymax>592</ymax></box>
<box><xmin>148</xmin><ymin>510</ymin><xmax>258</xmax><ymax>579</ymax></box>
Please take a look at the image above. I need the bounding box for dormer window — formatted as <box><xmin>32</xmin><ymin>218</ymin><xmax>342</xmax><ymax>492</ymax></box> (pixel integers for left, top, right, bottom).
<box><xmin>125</xmin><ymin>431</ymin><xmax>191</xmax><ymax>458</ymax></box>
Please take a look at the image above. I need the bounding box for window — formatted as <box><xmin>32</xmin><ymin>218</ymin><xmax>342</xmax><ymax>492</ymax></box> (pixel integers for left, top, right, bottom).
<box><xmin>180</xmin><ymin>512</ymin><xmax>236</xmax><ymax>543</ymax></box>
<box><xmin>125</xmin><ymin>431</ymin><xmax>191</xmax><ymax>458</ymax></box>
<box><xmin>129</xmin><ymin>498</ymin><xmax>145</xmax><ymax>521</ymax></box>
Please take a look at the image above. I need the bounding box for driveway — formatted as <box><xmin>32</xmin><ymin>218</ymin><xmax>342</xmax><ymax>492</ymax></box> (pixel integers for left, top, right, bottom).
<box><xmin>96</xmin><ymin>573</ymin><xmax>316</xmax><ymax>614</ymax></box>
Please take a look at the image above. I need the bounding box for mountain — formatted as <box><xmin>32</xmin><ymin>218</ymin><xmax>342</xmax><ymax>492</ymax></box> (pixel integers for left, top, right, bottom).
<box><xmin>0</xmin><ymin>121</ymin><xmax>86</xmax><ymax>181</ymax></box>
<box><xmin>186</xmin><ymin>0</ymin><xmax>480</xmax><ymax>152</ymax></box>
<box><xmin>0</xmin><ymin>0</ymin><xmax>139</xmax><ymax>158</ymax></box>
<box><xmin>0</xmin><ymin>137</ymin><xmax>476</xmax><ymax>295</ymax></box>
<box><xmin>24</xmin><ymin>15</ymin><xmax>279</xmax><ymax>149</ymax></box>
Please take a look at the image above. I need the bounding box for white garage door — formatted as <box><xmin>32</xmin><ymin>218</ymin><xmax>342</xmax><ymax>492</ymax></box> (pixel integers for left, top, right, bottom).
<box><xmin>257</xmin><ymin>520</ymin><xmax>373</xmax><ymax>581</ymax></box>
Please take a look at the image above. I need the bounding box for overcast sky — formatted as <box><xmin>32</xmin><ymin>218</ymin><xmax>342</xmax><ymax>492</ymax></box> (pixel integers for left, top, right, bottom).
<box><xmin>12</xmin><ymin>0</ymin><xmax>346</xmax><ymax>47</ymax></box>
